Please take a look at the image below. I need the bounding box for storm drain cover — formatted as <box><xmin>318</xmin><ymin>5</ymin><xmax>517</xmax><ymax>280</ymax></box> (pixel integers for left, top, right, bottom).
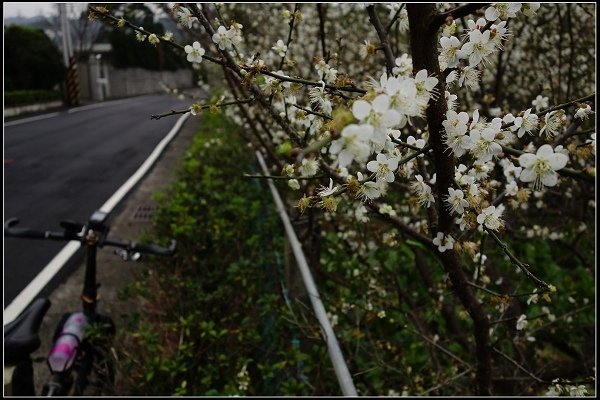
<box><xmin>130</xmin><ymin>204</ymin><xmax>155</xmax><ymax>221</ymax></box>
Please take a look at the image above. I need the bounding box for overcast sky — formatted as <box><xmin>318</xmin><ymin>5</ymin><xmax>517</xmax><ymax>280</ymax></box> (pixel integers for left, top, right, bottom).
<box><xmin>3</xmin><ymin>2</ymin><xmax>59</xmax><ymax>18</ymax></box>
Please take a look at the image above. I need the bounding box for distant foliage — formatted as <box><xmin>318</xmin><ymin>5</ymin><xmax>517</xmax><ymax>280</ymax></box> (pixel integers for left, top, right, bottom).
<box><xmin>4</xmin><ymin>24</ymin><xmax>66</xmax><ymax>91</ymax></box>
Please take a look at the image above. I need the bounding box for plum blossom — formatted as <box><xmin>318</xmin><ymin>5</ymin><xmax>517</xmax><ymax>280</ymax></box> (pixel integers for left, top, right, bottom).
<box><xmin>411</xmin><ymin>175</ymin><xmax>434</xmax><ymax>207</ymax></box>
<box><xmin>539</xmin><ymin>110</ymin><xmax>567</xmax><ymax>137</ymax></box>
<box><xmin>458</xmin><ymin>66</ymin><xmax>481</xmax><ymax>90</ymax></box>
<box><xmin>300</xmin><ymin>158</ymin><xmax>319</xmax><ymax>177</ymax></box>
<box><xmin>521</xmin><ymin>3</ymin><xmax>541</xmax><ymax>17</ymax></box>
<box><xmin>460</xmin><ymin>29</ymin><xmax>495</xmax><ymax>66</ymax></box>
<box><xmin>367</xmin><ymin>153</ymin><xmax>399</xmax><ymax>183</ymax></box>
<box><xmin>135</xmin><ymin>27</ymin><xmax>147</xmax><ymax>42</ymax></box>
<box><xmin>185</xmin><ymin>41</ymin><xmax>205</xmax><ymax>63</ymax></box>
<box><xmin>352</xmin><ymin>94</ymin><xmax>402</xmax><ymax>142</ymax></box>
<box><xmin>439</xmin><ymin>35</ymin><xmax>461</xmax><ymax>70</ymax></box>
<box><xmin>477</xmin><ymin>205</ymin><xmax>504</xmax><ymax>231</ymax></box>
<box><xmin>329</xmin><ymin>124</ymin><xmax>373</xmax><ymax>168</ymax></box>
<box><xmin>574</xmin><ymin>103</ymin><xmax>594</xmax><ymax>120</ymax></box>
<box><xmin>445</xmin><ymin>187</ymin><xmax>469</xmax><ymax>215</ymax></box>
<box><xmin>484</xmin><ymin>3</ymin><xmax>522</xmax><ymax>21</ymax></box>
<box><xmin>433</xmin><ymin>232</ymin><xmax>455</xmax><ymax>252</ymax></box>
<box><xmin>212</xmin><ymin>25</ymin><xmax>235</xmax><ymax>50</ymax></box>
<box><xmin>392</xmin><ymin>54</ymin><xmax>412</xmax><ymax>76</ymax></box>
<box><xmin>271</xmin><ymin>39</ymin><xmax>288</xmax><ymax>57</ymax></box>
<box><xmin>511</xmin><ymin>108</ymin><xmax>539</xmax><ymax>138</ymax></box>
<box><xmin>177</xmin><ymin>7</ymin><xmax>198</xmax><ymax>29</ymax></box>
<box><xmin>516</xmin><ymin>314</ymin><xmax>528</xmax><ymax>330</ymax></box>
<box><xmin>443</xmin><ymin>110</ymin><xmax>473</xmax><ymax>157</ymax></box>
<box><xmin>317</xmin><ymin>178</ymin><xmax>339</xmax><ymax>197</ymax></box>
<box><xmin>518</xmin><ymin>144</ymin><xmax>568</xmax><ymax>189</ymax></box>
<box><xmin>531</xmin><ymin>94</ymin><xmax>549</xmax><ymax>111</ymax></box>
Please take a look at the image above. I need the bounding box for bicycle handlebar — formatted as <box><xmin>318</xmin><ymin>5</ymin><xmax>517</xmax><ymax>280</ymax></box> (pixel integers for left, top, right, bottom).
<box><xmin>4</xmin><ymin>217</ymin><xmax>176</xmax><ymax>257</ymax></box>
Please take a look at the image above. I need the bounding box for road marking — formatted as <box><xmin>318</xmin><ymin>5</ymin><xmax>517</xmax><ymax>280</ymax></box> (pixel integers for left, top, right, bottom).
<box><xmin>4</xmin><ymin>112</ymin><xmax>61</xmax><ymax>127</ymax></box>
<box><xmin>3</xmin><ymin>112</ymin><xmax>191</xmax><ymax>325</ymax></box>
<box><xmin>67</xmin><ymin>99</ymin><xmax>132</xmax><ymax>114</ymax></box>
<box><xmin>3</xmin><ymin>242</ymin><xmax>81</xmax><ymax>325</ymax></box>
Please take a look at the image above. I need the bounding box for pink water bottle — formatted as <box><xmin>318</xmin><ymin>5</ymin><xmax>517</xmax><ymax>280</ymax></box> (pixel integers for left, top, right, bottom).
<box><xmin>47</xmin><ymin>312</ymin><xmax>87</xmax><ymax>372</ymax></box>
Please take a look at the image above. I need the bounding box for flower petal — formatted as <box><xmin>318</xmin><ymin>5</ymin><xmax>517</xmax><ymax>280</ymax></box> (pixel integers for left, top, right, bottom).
<box><xmin>536</xmin><ymin>144</ymin><xmax>554</xmax><ymax>158</ymax></box>
<box><xmin>352</xmin><ymin>100</ymin><xmax>371</xmax><ymax>120</ymax></box>
<box><xmin>548</xmin><ymin>153</ymin><xmax>568</xmax><ymax>170</ymax></box>
<box><xmin>519</xmin><ymin>168</ymin><xmax>536</xmax><ymax>182</ymax></box>
<box><xmin>540</xmin><ymin>171</ymin><xmax>558</xmax><ymax>187</ymax></box>
<box><xmin>518</xmin><ymin>153</ymin><xmax>536</xmax><ymax>168</ymax></box>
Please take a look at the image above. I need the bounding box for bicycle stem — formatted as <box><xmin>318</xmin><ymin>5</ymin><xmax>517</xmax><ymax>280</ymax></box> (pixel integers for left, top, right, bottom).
<box><xmin>82</xmin><ymin>229</ymin><xmax>100</xmax><ymax>316</ymax></box>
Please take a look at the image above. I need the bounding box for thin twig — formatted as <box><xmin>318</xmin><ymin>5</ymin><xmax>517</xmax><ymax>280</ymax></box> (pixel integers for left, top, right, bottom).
<box><xmin>492</xmin><ymin>347</ymin><xmax>544</xmax><ymax>383</ymax></box>
<box><xmin>484</xmin><ymin>228</ymin><xmax>552</xmax><ymax>290</ymax></box>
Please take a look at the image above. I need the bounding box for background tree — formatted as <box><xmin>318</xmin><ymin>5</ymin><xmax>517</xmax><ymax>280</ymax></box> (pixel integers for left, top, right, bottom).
<box><xmin>4</xmin><ymin>24</ymin><xmax>66</xmax><ymax>91</ymax></box>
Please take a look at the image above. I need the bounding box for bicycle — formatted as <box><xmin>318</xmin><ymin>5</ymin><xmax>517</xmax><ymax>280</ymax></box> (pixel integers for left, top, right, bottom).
<box><xmin>4</xmin><ymin>209</ymin><xmax>176</xmax><ymax>396</ymax></box>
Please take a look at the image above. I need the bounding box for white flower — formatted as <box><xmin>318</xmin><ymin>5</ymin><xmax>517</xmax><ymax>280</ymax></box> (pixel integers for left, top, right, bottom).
<box><xmin>527</xmin><ymin>289</ymin><xmax>539</xmax><ymax>305</ymax></box>
<box><xmin>185</xmin><ymin>41</ymin><xmax>205</xmax><ymax>63</ymax></box>
<box><xmin>469</xmin><ymin>126</ymin><xmax>502</xmax><ymax>162</ymax></box>
<box><xmin>515</xmin><ymin>314</ymin><xmax>528</xmax><ymax>330</ymax></box>
<box><xmin>147</xmin><ymin>33</ymin><xmax>159</xmax><ymax>46</ymax></box>
<box><xmin>212</xmin><ymin>25</ymin><xmax>234</xmax><ymax>50</ymax></box>
<box><xmin>574</xmin><ymin>103</ymin><xmax>594</xmax><ymax>120</ymax></box>
<box><xmin>521</xmin><ymin>3</ymin><xmax>541</xmax><ymax>18</ymax></box>
<box><xmin>518</xmin><ymin>144</ymin><xmax>568</xmax><ymax>190</ymax></box>
<box><xmin>357</xmin><ymin>181</ymin><xmax>382</xmax><ymax>202</ymax></box>
<box><xmin>458</xmin><ymin>66</ymin><xmax>481</xmax><ymax>90</ymax></box>
<box><xmin>445</xmin><ymin>90</ymin><xmax>458</xmax><ymax>110</ymax></box>
<box><xmin>271</xmin><ymin>39</ymin><xmax>288</xmax><ymax>58</ymax></box>
<box><xmin>162</xmin><ymin>31</ymin><xmax>173</xmax><ymax>41</ymax></box>
<box><xmin>392</xmin><ymin>53</ymin><xmax>412</xmax><ymax>76</ymax></box>
<box><xmin>300</xmin><ymin>158</ymin><xmax>319</xmax><ymax>177</ymax></box>
<box><xmin>531</xmin><ymin>94</ymin><xmax>549</xmax><ymax>111</ymax></box>
<box><xmin>288</xmin><ymin>179</ymin><xmax>300</xmax><ymax>190</ymax></box>
<box><xmin>177</xmin><ymin>7</ymin><xmax>198</xmax><ymax>29</ymax></box>
<box><xmin>406</xmin><ymin>135</ymin><xmax>426</xmax><ymax>149</ymax></box>
<box><xmin>411</xmin><ymin>175</ymin><xmax>435</xmax><ymax>207</ymax></box>
<box><xmin>433</xmin><ymin>232</ymin><xmax>455</xmax><ymax>253</ymax></box>
<box><xmin>539</xmin><ymin>110</ymin><xmax>566</xmax><ymax>137</ymax></box>
<box><xmin>135</xmin><ymin>27</ymin><xmax>147</xmax><ymax>42</ymax></box>
<box><xmin>460</xmin><ymin>29</ymin><xmax>495</xmax><ymax>66</ymax></box>
<box><xmin>352</xmin><ymin>94</ymin><xmax>402</xmax><ymax>141</ymax></box>
<box><xmin>484</xmin><ymin>3</ymin><xmax>522</xmax><ymax>21</ymax></box>
<box><xmin>443</xmin><ymin>110</ymin><xmax>472</xmax><ymax>156</ymax></box>
<box><xmin>477</xmin><ymin>205</ymin><xmax>504</xmax><ymax>231</ymax></box>
<box><xmin>367</xmin><ymin>153</ymin><xmax>399</xmax><ymax>183</ymax></box>
<box><xmin>439</xmin><ymin>35</ymin><xmax>461</xmax><ymax>70</ymax></box>
<box><xmin>544</xmin><ymin>384</ymin><xmax>562</xmax><ymax>396</ymax></box>
<box><xmin>445</xmin><ymin>187</ymin><xmax>469</xmax><ymax>215</ymax></box>
<box><xmin>378</xmin><ymin>204</ymin><xmax>396</xmax><ymax>217</ymax></box>
<box><xmin>329</xmin><ymin>124</ymin><xmax>373</xmax><ymax>168</ymax></box>
<box><xmin>317</xmin><ymin>178</ymin><xmax>339</xmax><ymax>197</ymax></box>
<box><xmin>512</xmin><ymin>108</ymin><xmax>539</xmax><ymax>138</ymax></box>
<box><xmin>566</xmin><ymin>385</ymin><xmax>588</xmax><ymax>397</ymax></box>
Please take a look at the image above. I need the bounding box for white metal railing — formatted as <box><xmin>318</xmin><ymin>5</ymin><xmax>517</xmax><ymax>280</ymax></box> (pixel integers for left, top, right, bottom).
<box><xmin>255</xmin><ymin>151</ymin><xmax>358</xmax><ymax>397</ymax></box>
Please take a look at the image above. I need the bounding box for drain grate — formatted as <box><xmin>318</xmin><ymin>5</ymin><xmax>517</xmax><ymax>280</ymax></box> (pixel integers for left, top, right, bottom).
<box><xmin>130</xmin><ymin>204</ymin><xmax>155</xmax><ymax>222</ymax></box>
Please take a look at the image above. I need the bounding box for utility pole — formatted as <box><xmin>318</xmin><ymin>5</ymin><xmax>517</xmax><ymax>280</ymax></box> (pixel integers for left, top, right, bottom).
<box><xmin>59</xmin><ymin>3</ymin><xmax>80</xmax><ymax>106</ymax></box>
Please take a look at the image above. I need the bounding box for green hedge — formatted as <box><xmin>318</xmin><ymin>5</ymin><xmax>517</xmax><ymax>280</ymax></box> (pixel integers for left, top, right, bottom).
<box><xmin>5</xmin><ymin>90</ymin><xmax>62</xmax><ymax>107</ymax></box>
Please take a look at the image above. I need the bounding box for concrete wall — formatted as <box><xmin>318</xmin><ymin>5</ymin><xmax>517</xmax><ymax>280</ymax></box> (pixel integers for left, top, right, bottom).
<box><xmin>78</xmin><ymin>60</ymin><xmax>192</xmax><ymax>101</ymax></box>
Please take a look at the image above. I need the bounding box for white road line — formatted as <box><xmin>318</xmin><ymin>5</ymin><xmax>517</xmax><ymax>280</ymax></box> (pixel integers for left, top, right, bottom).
<box><xmin>67</xmin><ymin>99</ymin><xmax>132</xmax><ymax>114</ymax></box>
<box><xmin>3</xmin><ymin>242</ymin><xmax>81</xmax><ymax>325</ymax></box>
<box><xmin>3</xmin><ymin>112</ymin><xmax>191</xmax><ymax>325</ymax></box>
<box><xmin>4</xmin><ymin>112</ymin><xmax>61</xmax><ymax>127</ymax></box>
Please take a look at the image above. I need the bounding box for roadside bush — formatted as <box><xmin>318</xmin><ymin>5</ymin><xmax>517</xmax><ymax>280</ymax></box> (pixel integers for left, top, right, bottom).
<box><xmin>4</xmin><ymin>90</ymin><xmax>62</xmax><ymax>107</ymax></box>
<box><xmin>116</xmin><ymin>112</ymin><xmax>336</xmax><ymax>396</ymax></box>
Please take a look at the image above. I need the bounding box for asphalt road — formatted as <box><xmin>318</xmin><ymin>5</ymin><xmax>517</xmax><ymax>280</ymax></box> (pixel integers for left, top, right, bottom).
<box><xmin>4</xmin><ymin>94</ymin><xmax>190</xmax><ymax>305</ymax></box>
